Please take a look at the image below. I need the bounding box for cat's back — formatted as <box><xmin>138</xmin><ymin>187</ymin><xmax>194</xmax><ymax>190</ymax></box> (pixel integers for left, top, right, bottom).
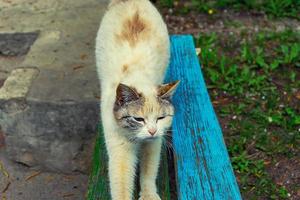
<box><xmin>96</xmin><ymin>0</ymin><xmax>169</xmax><ymax>86</ymax></box>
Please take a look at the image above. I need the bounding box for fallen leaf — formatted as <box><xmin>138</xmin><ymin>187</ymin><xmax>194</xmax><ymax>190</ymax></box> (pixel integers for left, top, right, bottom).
<box><xmin>1</xmin><ymin>182</ymin><xmax>10</xmax><ymax>193</ymax></box>
<box><xmin>25</xmin><ymin>171</ymin><xmax>41</xmax><ymax>181</ymax></box>
<box><xmin>3</xmin><ymin>0</ymin><xmax>12</xmax><ymax>4</ymax></box>
<box><xmin>0</xmin><ymin>130</ymin><xmax>5</xmax><ymax>148</ymax></box>
<box><xmin>0</xmin><ymin>161</ymin><xmax>9</xmax><ymax>178</ymax></box>
<box><xmin>73</xmin><ymin>65</ymin><xmax>84</xmax><ymax>70</ymax></box>
<box><xmin>212</xmin><ymin>98</ymin><xmax>229</xmax><ymax>105</ymax></box>
<box><xmin>94</xmin><ymin>94</ymin><xmax>100</xmax><ymax>100</ymax></box>
<box><xmin>63</xmin><ymin>175</ymin><xmax>74</xmax><ymax>181</ymax></box>
<box><xmin>44</xmin><ymin>175</ymin><xmax>55</xmax><ymax>183</ymax></box>
<box><xmin>264</xmin><ymin>160</ymin><xmax>271</xmax><ymax>165</ymax></box>
<box><xmin>271</xmin><ymin>136</ymin><xmax>278</xmax><ymax>142</ymax></box>
<box><xmin>296</xmin><ymin>91</ymin><xmax>300</xmax><ymax>100</ymax></box>
<box><xmin>80</xmin><ymin>54</ymin><xmax>88</xmax><ymax>60</ymax></box>
<box><xmin>62</xmin><ymin>193</ymin><xmax>74</xmax><ymax>198</ymax></box>
<box><xmin>1</xmin><ymin>194</ymin><xmax>7</xmax><ymax>200</ymax></box>
<box><xmin>276</xmin><ymin>180</ymin><xmax>284</xmax><ymax>186</ymax></box>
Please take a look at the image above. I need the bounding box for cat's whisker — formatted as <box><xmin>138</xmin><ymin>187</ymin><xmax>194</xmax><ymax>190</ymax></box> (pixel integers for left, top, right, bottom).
<box><xmin>163</xmin><ymin>136</ymin><xmax>172</xmax><ymax>140</ymax></box>
<box><xmin>166</xmin><ymin>129</ymin><xmax>177</xmax><ymax>132</ymax></box>
<box><xmin>161</xmin><ymin>137</ymin><xmax>174</xmax><ymax>156</ymax></box>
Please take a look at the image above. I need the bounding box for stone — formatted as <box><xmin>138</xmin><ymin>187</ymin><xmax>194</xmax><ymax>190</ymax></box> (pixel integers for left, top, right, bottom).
<box><xmin>0</xmin><ymin>151</ymin><xmax>88</xmax><ymax>200</ymax></box>
<box><xmin>0</xmin><ymin>90</ymin><xmax>99</xmax><ymax>173</ymax></box>
<box><xmin>0</xmin><ymin>32</ymin><xmax>38</xmax><ymax>56</ymax></box>
<box><xmin>0</xmin><ymin>0</ymin><xmax>107</xmax><ymax>174</ymax></box>
<box><xmin>0</xmin><ymin>68</ymin><xmax>39</xmax><ymax>100</ymax></box>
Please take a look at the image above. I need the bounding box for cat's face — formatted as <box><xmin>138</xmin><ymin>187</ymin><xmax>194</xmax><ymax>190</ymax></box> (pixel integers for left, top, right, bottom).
<box><xmin>113</xmin><ymin>81</ymin><xmax>179</xmax><ymax>141</ymax></box>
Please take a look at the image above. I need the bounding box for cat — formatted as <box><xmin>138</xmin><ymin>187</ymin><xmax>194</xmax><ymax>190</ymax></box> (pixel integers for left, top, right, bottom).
<box><xmin>95</xmin><ymin>0</ymin><xmax>179</xmax><ymax>199</ymax></box>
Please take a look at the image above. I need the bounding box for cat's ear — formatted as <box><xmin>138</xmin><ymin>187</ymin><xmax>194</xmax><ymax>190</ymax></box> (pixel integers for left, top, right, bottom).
<box><xmin>157</xmin><ymin>80</ymin><xmax>180</xmax><ymax>99</ymax></box>
<box><xmin>116</xmin><ymin>83</ymin><xmax>141</xmax><ymax>106</ymax></box>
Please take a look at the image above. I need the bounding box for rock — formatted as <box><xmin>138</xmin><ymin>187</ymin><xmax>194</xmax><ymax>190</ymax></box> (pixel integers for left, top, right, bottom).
<box><xmin>0</xmin><ymin>32</ymin><xmax>38</xmax><ymax>56</ymax></box>
<box><xmin>0</xmin><ymin>0</ymin><xmax>106</xmax><ymax>174</ymax></box>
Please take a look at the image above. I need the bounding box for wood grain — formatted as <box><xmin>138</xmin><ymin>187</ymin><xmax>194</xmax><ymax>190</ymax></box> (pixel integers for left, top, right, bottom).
<box><xmin>164</xmin><ymin>35</ymin><xmax>242</xmax><ymax>200</ymax></box>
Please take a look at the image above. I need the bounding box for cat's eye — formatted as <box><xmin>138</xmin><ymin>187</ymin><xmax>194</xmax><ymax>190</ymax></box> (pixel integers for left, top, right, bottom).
<box><xmin>157</xmin><ymin>116</ymin><xmax>165</xmax><ymax>121</ymax></box>
<box><xmin>133</xmin><ymin>117</ymin><xmax>145</xmax><ymax>122</ymax></box>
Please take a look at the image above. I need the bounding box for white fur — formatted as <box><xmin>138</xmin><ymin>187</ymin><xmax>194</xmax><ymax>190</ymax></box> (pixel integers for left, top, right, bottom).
<box><xmin>95</xmin><ymin>0</ymin><xmax>169</xmax><ymax>199</ymax></box>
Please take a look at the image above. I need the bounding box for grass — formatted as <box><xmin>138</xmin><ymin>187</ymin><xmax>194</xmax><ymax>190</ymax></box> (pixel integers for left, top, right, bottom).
<box><xmin>159</xmin><ymin>0</ymin><xmax>300</xmax><ymax>19</ymax></box>
<box><xmin>195</xmin><ymin>29</ymin><xmax>300</xmax><ymax>199</ymax></box>
<box><xmin>156</xmin><ymin>1</ymin><xmax>299</xmax><ymax>198</ymax></box>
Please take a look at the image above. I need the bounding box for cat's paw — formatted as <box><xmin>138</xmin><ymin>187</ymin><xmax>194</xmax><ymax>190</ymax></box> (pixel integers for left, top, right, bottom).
<box><xmin>138</xmin><ymin>192</ymin><xmax>161</xmax><ymax>200</ymax></box>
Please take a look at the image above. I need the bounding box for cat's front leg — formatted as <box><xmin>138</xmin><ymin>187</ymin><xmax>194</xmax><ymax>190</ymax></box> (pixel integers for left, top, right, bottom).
<box><xmin>139</xmin><ymin>138</ymin><xmax>162</xmax><ymax>200</ymax></box>
<box><xmin>108</xmin><ymin>141</ymin><xmax>137</xmax><ymax>200</ymax></box>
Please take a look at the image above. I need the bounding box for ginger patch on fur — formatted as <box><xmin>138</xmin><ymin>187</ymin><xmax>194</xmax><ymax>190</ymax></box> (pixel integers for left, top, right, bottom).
<box><xmin>122</xmin><ymin>64</ymin><xmax>129</xmax><ymax>73</ymax></box>
<box><xmin>116</xmin><ymin>11</ymin><xmax>149</xmax><ymax>47</ymax></box>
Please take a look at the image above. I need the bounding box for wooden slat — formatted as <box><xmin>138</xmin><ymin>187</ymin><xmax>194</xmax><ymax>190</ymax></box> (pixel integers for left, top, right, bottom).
<box><xmin>86</xmin><ymin>124</ymin><xmax>171</xmax><ymax>200</ymax></box>
<box><xmin>164</xmin><ymin>35</ymin><xmax>242</xmax><ymax>199</ymax></box>
<box><xmin>158</xmin><ymin>149</ymin><xmax>171</xmax><ymax>200</ymax></box>
<box><xmin>86</xmin><ymin>125</ymin><xmax>110</xmax><ymax>200</ymax></box>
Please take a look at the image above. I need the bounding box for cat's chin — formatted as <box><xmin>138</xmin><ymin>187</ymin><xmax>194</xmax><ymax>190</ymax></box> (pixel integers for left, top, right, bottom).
<box><xmin>142</xmin><ymin>137</ymin><xmax>157</xmax><ymax>141</ymax></box>
<box><xmin>127</xmin><ymin>135</ymin><xmax>160</xmax><ymax>143</ymax></box>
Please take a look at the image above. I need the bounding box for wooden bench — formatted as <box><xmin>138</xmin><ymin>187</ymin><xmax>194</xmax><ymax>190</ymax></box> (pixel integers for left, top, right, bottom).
<box><xmin>87</xmin><ymin>35</ymin><xmax>242</xmax><ymax>200</ymax></box>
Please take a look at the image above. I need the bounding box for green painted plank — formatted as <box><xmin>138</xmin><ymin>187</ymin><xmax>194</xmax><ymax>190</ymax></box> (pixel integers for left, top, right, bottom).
<box><xmin>86</xmin><ymin>124</ymin><xmax>171</xmax><ymax>200</ymax></box>
<box><xmin>86</xmin><ymin>125</ymin><xmax>110</xmax><ymax>200</ymax></box>
<box><xmin>158</xmin><ymin>149</ymin><xmax>171</xmax><ymax>200</ymax></box>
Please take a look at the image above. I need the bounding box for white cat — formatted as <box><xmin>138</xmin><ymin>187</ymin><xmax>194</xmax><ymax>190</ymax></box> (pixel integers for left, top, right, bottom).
<box><xmin>95</xmin><ymin>0</ymin><xmax>178</xmax><ymax>199</ymax></box>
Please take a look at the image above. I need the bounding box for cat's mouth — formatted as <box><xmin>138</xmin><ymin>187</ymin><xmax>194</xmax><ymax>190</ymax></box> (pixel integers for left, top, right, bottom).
<box><xmin>129</xmin><ymin>135</ymin><xmax>160</xmax><ymax>143</ymax></box>
<box><xmin>143</xmin><ymin>136</ymin><xmax>158</xmax><ymax>141</ymax></box>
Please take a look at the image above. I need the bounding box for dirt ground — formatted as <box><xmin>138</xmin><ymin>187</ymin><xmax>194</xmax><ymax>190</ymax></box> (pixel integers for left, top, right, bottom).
<box><xmin>157</xmin><ymin>3</ymin><xmax>300</xmax><ymax>200</ymax></box>
<box><xmin>161</xmin><ymin>5</ymin><xmax>300</xmax><ymax>35</ymax></box>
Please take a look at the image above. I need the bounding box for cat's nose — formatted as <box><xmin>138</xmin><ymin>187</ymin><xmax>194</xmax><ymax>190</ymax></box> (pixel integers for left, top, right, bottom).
<box><xmin>148</xmin><ymin>128</ymin><xmax>157</xmax><ymax>136</ymax></box>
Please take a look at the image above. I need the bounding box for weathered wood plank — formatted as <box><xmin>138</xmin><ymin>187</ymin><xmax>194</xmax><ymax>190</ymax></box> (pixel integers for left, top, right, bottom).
<box><xmin>164</xmin><ymin>35</ymin><xmax>242</xmax><ymax>200</ymax></box>
<box><xmin>86</xmin><ymin>124</ymin><xmax>171</xmax><ymax>200</ymax></box>
<box><xmin>86</xmin><ymin>125</ymin><xmax>110</xmax><ymax>200</ymax></box>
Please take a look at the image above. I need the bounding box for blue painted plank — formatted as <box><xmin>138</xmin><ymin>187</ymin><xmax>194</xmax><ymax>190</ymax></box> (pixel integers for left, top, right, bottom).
<box><xmin>165</xmin><ymin>35</ymin><xmax>242</xmax><ymax>200</ymax></box>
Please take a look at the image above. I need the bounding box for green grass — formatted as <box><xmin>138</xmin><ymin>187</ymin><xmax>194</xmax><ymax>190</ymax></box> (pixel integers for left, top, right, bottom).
<box><xmin>195</xmin><ymin>30</ymin><xmax>300</xmax><ymax>199</ymax></box>
<box><xmin>156</xmin><ymin>0</ymin><xmax>299</xmax><ymax>198</ymax></box>
<box><xmin>158</xmin><ymin>0</ymin><xmax>300</xmax><ymax>19</ymax></box>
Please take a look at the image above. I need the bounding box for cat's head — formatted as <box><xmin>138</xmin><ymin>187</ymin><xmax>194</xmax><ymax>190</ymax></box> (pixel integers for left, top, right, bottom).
<box><xmin>113</xmin><ymin>81</ymin><xmax>179</xmax><ymax>141</ymax></box>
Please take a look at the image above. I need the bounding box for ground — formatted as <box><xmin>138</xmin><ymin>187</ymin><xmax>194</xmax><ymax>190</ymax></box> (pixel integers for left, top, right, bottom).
<box><xmin>156</xmin><ymin>1</ymin><xmax>300</xmax><ymax>199</ymax></box>
<box><xmin>0</xmin><ymin>0</ymin><xmax>299</xmax><ymax>200</ymax></box>
<box><xmin>0</xmin><ymin>0</ymin><xmax>106</xmax><ymax>199</ymax></box>
<box><xmin>0</xmin><ymin>149</ymin><xmax>88</xmax><ymax>200</ymax></box>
